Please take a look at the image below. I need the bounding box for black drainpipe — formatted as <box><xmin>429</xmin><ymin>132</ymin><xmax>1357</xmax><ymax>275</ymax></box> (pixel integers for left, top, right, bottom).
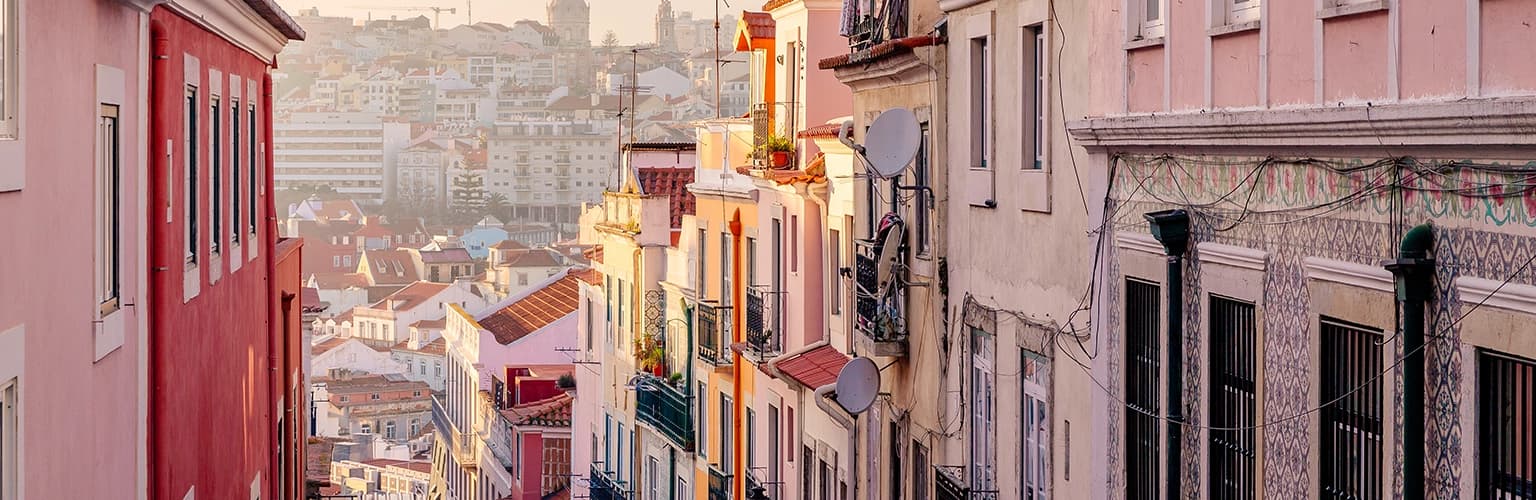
<box><xmin>1384</xmin><ymin>223</ymin><xmax>1434</xmax><ymax>500</ymax></box>
<box><xmin>1145</xmin><ymin>209</ymin><xmax>1191</xmax><ymax>499</ymax></box>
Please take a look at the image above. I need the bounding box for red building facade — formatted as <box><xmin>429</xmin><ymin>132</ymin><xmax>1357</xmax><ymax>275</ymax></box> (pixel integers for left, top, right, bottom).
<box><xmin>145</xmin><ymin>2</ymin><xmax>305</xmax><ymax>499</ymax></box>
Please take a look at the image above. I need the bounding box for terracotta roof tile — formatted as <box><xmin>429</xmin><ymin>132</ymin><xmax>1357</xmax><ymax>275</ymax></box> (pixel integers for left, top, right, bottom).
<box><xmin>501</xmin><ymin>392</ymin><xmax>574</xmax><ymax>427</ymax></box>
<box><xmin>777</xmin><ymin>344</ymin><xmax>852</xmax><ymax>388</ymax></box>
<box><xmin>493</xmin><ymin>239</ymin><xmax>531</xmax><ymax>250</ymax></box>
<box><xmin>503</xmin><ymin>249</ymin><xmax>561</xmax><ymax>268</ymax></box>
<box><xmin>312</xmin><ymin>337</ymin><xmax>348</xmax><ymax>355</ymax></box>
<box><xmin>797</xmin><ymin>123</ymin><xmax>843</xmax><ymax>139</ymax></box>
<box><xmin>762</xmin><ymin>0</ymin><xmax>794</xmax><ymax>11</ymax></box>
<box><xmin>477</xmin><ymin>275</ymin><xmax>583</xmax><ymax>345</ymax></box>
<box><xmin>310</xmin><ymin>272</ymin><xmax>370</xmax><ymax>289</ymax></box>
<box><xmin>420</xmin><ymin>248</ymin><xmax>474</xmax><ymax>263</ymax></box>
<box><xmin>637</xmin><ymin>167</ymin><xmax>696</xmax><ymax>229</ymax></box>
<box><xmin>571</xmin><ymin>268</ymin><xmax>603</xmax><ymax>286</ymax></box>
<box><xmin>819</xmin><ymin>36</ymin><xmax>942</xmax><ymax>70</ymax></box>
<box><xmin>737</xmin><ymin>12</ymin><xmax>775</xmax><ymax>48</ymax></box>
<box><xmin>367</xmin><ymin>281</ymin><xmax>450</xmax><ymax>312</ymax></box>
<box><xmin>362</xmin><ymin>249</ymin><xmax>421</xmax><ymax>285</ymax></box>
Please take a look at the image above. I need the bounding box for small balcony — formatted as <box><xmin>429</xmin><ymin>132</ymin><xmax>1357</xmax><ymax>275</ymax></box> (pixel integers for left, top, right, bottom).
<box><xmin>707</xmin><ymin>464</ymin><xmax>732</xmax><ymax>500</ymax></box>
<box><xmin>744</xmin><ymin>287</ymin><xmax>781</xmax><ymax>361</ymax></box>
<box><xmin>590</xmin><ymin>463</ymin><xmax>631</xmax><ymax>500</ymax></box>
<box><xmin>750</xmin><ymin>102</ymin><xmax>797</xmax><ymax>170</ymax></box>
<box><xmin>634</xmin><ymin>375</ymin><xmax>694</xmax><ymax>451</ymax></box>
<box><xmin>696</xmin><ymin>303</ymin><xmax>732</xmax><ymax>367</ymax></box>
<box><xmin>846</xmin><ymin>0</ymin><xmax>911</xmax><ymax>52</ymax></box>
<box><xmin>853</xmin><ymin>242</ymin><xmax>907</xmax><ymax>357</ymax></box>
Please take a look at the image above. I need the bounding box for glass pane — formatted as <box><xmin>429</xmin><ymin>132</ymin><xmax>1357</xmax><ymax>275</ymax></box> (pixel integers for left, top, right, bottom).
<box><xmin>1147</xmin><ymin>0</ymin><xmax>1161</xmax><ymax>21</ymax></box>
<box><xmin>0</xmin><ymin>0</ymin><xmax>7</xmax><ymax>124</ymax></box>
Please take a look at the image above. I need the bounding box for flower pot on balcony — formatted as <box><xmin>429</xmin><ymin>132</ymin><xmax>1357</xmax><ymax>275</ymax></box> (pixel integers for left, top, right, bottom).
<box><xmin>770</xmin><ymin>151</ymin><xmax>791</xmax><ymax>168</ymax></box>
<box><xmin>652</xmin><ymin>363</ymin><xmax>665</xmax><ymax>376</ymax></box>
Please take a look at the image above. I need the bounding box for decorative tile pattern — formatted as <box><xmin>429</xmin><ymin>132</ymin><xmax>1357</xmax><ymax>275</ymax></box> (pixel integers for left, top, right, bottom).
<box><xmin>1101</xmin><ymin>155</ymin><xmax>1536</xmax><ymax>500</ymax></box>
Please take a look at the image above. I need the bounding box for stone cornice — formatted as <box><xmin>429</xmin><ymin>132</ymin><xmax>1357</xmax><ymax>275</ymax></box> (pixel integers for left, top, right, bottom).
<box><xmin>1302</xmin><ymin>257</ymin><xmax>1394</xmax><ymax>293</ymax></box>
<box><xmin>1196</xmin><ymin>242</ymin><xmax>1267</xmax><ymax>272</ymax></box>
<box><xmin>1456</xmin><ymin>277</ymin><xmax>1536</xmax><ymax>314</ymax></box>
<box><xmin>1067</xmin><ymin>97</ymin><xmax>1536</xmax><ymax>149</ymax></box>
<box><xmin>831</xmin><ymin>50</ymin><xmax>935</xmax><ymax>92</ymax></box>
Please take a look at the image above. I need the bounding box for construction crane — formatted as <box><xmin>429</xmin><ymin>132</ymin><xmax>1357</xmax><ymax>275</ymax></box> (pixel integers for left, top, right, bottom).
<box><xmin>351</xmin><ymin>5</ymin><xmax>458</xmax><ymax>29</ymax></box>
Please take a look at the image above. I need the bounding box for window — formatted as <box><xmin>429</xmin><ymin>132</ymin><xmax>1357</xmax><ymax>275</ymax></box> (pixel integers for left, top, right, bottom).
<box><xmin>231</xmin><ymin>98</ymin><xmax>240</xmax><ymax>245</ymax></box>
<box><xmin>830</xmin><ymin>229</ymin><xmax>842</xmax><ymax>314</ymax></box>
<box><xmin>385</xmin><ymin>420</ymin><xmax>396</xmax><ymax>439</ymax></box>
<box><xmin>1136</xmin><ymin>0</ymin><xmax>1166</xmax><ymax>39</ymax></box>
<box><xmin>617</xmin><ymin>423</ymin><xmax>626</xmax><ymax>482</ymax></box>
<box><xmin>333</xmin><ymin>256</ymin><xmax>341</xmax><ymax>267</ymax></box>
<box><xmin>1223</xmin><ymin>0</ymin><xmax>1260</xmax><ymax>25</ymax></box>
<box><xmin>248</xmin><ymin>104</ymin><xmax>257</xmax><ymax>236</ymax></box>
<box><xmin>518</xmin><ymin>273</ymin><xmax>528</xmax><ymax>286</ymax></box>
<box><xmin>969</xmin><ymin>36</ymin><xmax>990</xmax><ymax>169</ymax></box>
<box><xmin>1477</xmin><ymin>350</ymin><xmax>1535</xmax><ymax>499</ymax></box>
<box><xmin>890</xmin><ymin>420</ymin><xmax>903</xmax><ymax>500</ymax></box>
<box><xmin>185</xmin><ymin>86</ymin><xmax>199</xmax><ymax>264</ymax></box>
<box><xmin>721</xmin><ymin>233</ymin><xmax>732</xmax><ymax>307</ymax></box>
<box><xmin>370</xmin><ymin>393</ymin><xmax>380</xmax><ymax>400</ymax></box>
<box><xmin>1</xmin><ymin>379</ymin><xmax>16</xmax><ymax>500</ymax></box>
<box><xmin>1318</xmin><ymin>318</ymin><xmax>1382</xmax><ymax>499</ymax></box>
<box><xmin>97</xmin><ymin>104</ymin><xmax>121</xmax><ymax>316</ymax></box>
<box><xmin>1021</xmin><ymin>349</ymin><xmax>1050</xmax><ymax>500</ymax></box>
<box><xmin>771</xmin><ymin>219</ymin><xmax>784</xmax><ymax>335</ymax></box>
<box><xmin>339</xmin><ymin>395</ymin><xmax>349</xmax><ymax>403</ymax></box>
<box><xmin>412</xmin><ymin>390</ymin><xmax>422</xmax><ymax>397</ymax></box>
<box><xmin>646</xmin><ymin>457</ymin><xmax>659</xmax><ymax>500</ymax></box>
<box><xmin>210</xmin><ymin>95</ymin><xmax>221</xmax><ymax>256</ymax></box>
<box><xmin>1024</xmin><ymin>27</ymin><xmax>1044</xmax><ymax>170</ymax></box>
<box><xmin>697</xmin><ymin>381</ymin><xmax>708</xmax><ymax>459</ymax></box>
<box><xmin>1123</xmin><ymin>279</ymin><xmax>1160</xmax><ymax>499</ymax></box>
<box><xmin>747</xmin><ymin>407</ymin><xmax>756</xmax><ymax>470</ymax></box>
<box><xmin>585</xmin><ymin>298</ymin><xmax>594</xmax><ymax>351</ymax></box>
<box><xmin>769</xmin><ymin>404</ymin><xmax>781</xmax><ymax>487</ymax></box>
<box><xmin>0</xmin><ymin>0</ymin><xmax>14</xmax><ymax>140</ymax></box>
<box><xmin>435</xmin><ymin>361</ymin><xmax>442</xmax><ymax>376</ymax></box>
<box><xmin>360</xmin><ymin>422</ymin><xmax>371</xmax><ymax>434</ymax></box>
<box><xmin>1208</xmin><ymin>296</ymin><xmax>1256</xmax><ymax>499</ymax></box>
<box><xmin>790</xmin><ymin>215</ymin><xmax>799</xmax><ymax>273</ymax></box>
<box><xmin>970</xmin><ymin>327</ymin><xmax>996</xmax><ymax>492</ymax></box>
<box><xmin>913</xmin><ymin>441</ymin><xmax>929</xmax><ymax>500</ymax></box>
<box><xmin>696</xmin><ymin>228</ymin><xmax>707</xmax><ymax>295</ymax></box>
<box><xmin>720</xmin><ymin>393</ymin><xmax>733</xmax><ymax>469</ymax></box>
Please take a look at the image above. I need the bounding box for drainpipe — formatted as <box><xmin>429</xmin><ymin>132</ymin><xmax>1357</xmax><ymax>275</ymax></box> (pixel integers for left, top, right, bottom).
<box><xmin>813</xmin><ymin>383</ymin><xmax>859</xmax><ymax>500</ymax></box>
<box><xmin>1384</xmin><ymin>223</ymin><xmax>1434</xmax><ymax>500</ymax></box>
<box><xmin>729</xmin><ymin>210</ymin><xmax>746</xmax><ymax>500</ymax></box>
<box><xmin>1144</xmin><ymin>209</ymin><xmax>1190</xmax><ymax>500</ymax></box>
<box><xmin>147</xmin><ymin>19</ymin><xmax>168</xmax><ymax>500</ymax></box>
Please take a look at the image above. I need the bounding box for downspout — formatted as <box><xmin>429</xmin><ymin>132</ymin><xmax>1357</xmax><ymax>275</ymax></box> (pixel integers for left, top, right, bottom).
<box><xmin>813</xmin><ymin>382</ymin><xmax>858</xmax><ymax>500</ymax></box>
<box><xmin>263</xmin><ymin>71</ymin><xmax>283</xmax><ymax>499</ymax></box>
<box><xmin>1385</xmin><ymin>223</ymin><xmax>1434</xmax><ymax>500</ymax></box>
<box><xmin>1144</xmin><ymin>209</ymin><xmax>1189</xmax><ymax>500</ymax></box>
<box><xmin>147</xmin><ymin>19</ymin><xmax>169</xmax><ymax>500</ymax></box>
<box><xmin>729</xmin><ymin>210</ymin><xmax>746</xmax><ymax>500</ymax></box>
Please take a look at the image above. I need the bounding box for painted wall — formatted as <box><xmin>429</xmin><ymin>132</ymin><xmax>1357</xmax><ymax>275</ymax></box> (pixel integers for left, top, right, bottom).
<box><xmin>0</xmin><ymin>1</ymin><xmax>146</xmax><ymax>498</ymax></box>
<box><xmin>147</xmin><ymin>6</ymin><xmax>300</xmax><ymax>499</ymax></box>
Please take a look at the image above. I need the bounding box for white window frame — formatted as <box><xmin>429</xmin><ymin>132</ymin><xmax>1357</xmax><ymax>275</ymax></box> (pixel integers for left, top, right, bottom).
<box><xmin>97</xmin><ymin>103</ymin><xmax>122</xmax><ymax>318</ymax></box>
<box><xmin>230</xmin><ymin>91</ymin><xmax>241</xmax><ymax>250</ymax></box>
<box><xmin>969</xmin><ymin>327</ymin><xmax>996</xmax><ymax>493</ymax></box>
<box><xmin>1138</xmin><ymin>0</ymin><xmax>1167</xmax><ymax>40</ymax></box>
<box><xmin>0</xmin><ymin>0</ymin><xmax>22</xmax><ymax>192</ymax></box>
<box><xmin>1225</xmin><ymin>0</ymin><xmax>1261</xmax><ymax>25</ymax></box>
<box><xmin>960</xmin><ymin>12</ymin><xmax>996</xmax><ymax>208</ymax></box>
<box><xmin>0</xmin><ymin>325</ymin><xmax>23</xmax><ymax>500</ymax></box>
<box><xmin>183</xmin><ymin>53</ymin><xmax>202</xmax><ymax>303</ymax></box>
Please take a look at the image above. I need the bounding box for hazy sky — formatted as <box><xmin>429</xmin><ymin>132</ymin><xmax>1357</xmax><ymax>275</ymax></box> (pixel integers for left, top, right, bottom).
<box><xmin>277</xmin><ymin>0</ymin><xmax>728</xmax><ymax>44</ymax></box>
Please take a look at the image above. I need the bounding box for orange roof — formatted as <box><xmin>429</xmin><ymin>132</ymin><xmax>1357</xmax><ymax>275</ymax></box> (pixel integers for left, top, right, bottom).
<box><xmin>777</xmin><ymin>344</ymin><xmax>852</xmax><ymax>388</ymax></box>
<box><xmin>362</xmin><ymin>249</ymin><xmax>420</xmax><ymax>285</ymax></box>
<box><xmin>492</xmin><ymin>239</ymin><xmax>530</xmax><ymax>250</ymax></box>
<box><xmin>478</xmin><ymin>274</ymin><xmax>583</xmax><ymax>345</ymax></box>
<box><xmin>312</xmin><ymin>337</ymin><xmax>348</xmax><ymax>355</ymax></box>
<box><xmin>503</xmin><ymin>249</ymin><xmax>561</xmax><ymax>268</ymax></box>
<box><xmin>762</xmin><ymin>0</ymin><xmax>793</xmax><ymax>11</ymax></box>
<box><xmin>501</xmin><ymin>392</ymin><xmax>574</xmax><ymax>427</ymax></box>
<box><xmin>310</xmin><ymin>272</ymin><xmax>369</xmax><ymax>289</ymax></box>
<box><xmin>570</xmin><ymin>267</ymin><xmax>602</xmax><ymax>285</ymax></box>
<box><xmin>369</xmin><ymin>281</ymin><xmax>450</xmax><ymax>312</ymax></box>
<box><xmin>735</xmin><ymin>12</ymin><xmax>775</xmax><ymax>51</ymax></box>
<box><xmin>797</xmin><ymin>123</ymin><xmax>843</xmax><ymax>139</ymax></box>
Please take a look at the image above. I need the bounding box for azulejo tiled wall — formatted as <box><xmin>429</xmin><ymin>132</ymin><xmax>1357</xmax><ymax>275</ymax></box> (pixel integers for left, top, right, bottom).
<box><xmin>1101</xmin><ymin>155</ymin><xmax>1536</xmax><ymax>500</ymax></box>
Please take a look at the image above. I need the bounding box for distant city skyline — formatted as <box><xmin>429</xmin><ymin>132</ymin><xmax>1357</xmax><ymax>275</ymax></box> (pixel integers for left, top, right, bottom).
<box><xmin>276</xmin><ymin>0</ymin><xmax>725</xmax><ymax>45</ymax></box>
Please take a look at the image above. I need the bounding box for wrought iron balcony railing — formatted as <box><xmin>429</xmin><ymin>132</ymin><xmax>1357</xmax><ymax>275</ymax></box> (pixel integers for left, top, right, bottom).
<box><xmin>853</xmin><ymin>240</ymin><xmax>908</xmax><ymax>356</ymax></box>
<box><xmin>697</xmin><ymin>303</ymin><xmax>732</xmax><ymax>366</ymax></box>
<box><xmin>745</xmin><ymin>287</ymin><xmax>781</xmax><ymax>359</ymax></box>
<box><xmin>847</xmin><ymin>0</ymin><xmax>911</xmax><ymax>52</ymax></box>
<box><xmin>590</xmin><ymin>463</ymin><xmax>631</xmax><ymax>500</ymax></box>
<box><xmin>634</xmin><ymin>375</ymin><xmax>694</xmax><ymax>451</ymax></box>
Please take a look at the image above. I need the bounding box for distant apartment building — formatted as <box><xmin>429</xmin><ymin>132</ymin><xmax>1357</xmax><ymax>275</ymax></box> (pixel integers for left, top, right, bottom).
<box><xmin>348</xmin><ymin>280</ymin><xmax>490</xmax><ymax>347</ymax></box>
<box><xmin>274</xmin><ymin>112</ymin><xmax>393</xmax><ymax>204</ymax></box>
<box><xmin>329</xmin><ymin>459</ymin><xmax>433</xmax><ymax>498</ymax></box>
<box><xmin>483</xmin><ymin>242</ymin><xmax>568</xmax><ymax>300</ymax></box>
<box><xmin>486</xmin><ymin>119</ymin><xmax>616</xmax><ymax>223</ymax></box>
<box><xmin>391</xmin><ymin>323</ymin><xmax>448</xmax><ymax>391</ymax></box>
<box><xmin>314</xmin><ymin>371</ymin><xmax>434</xmax><ymax>440</ymax></box>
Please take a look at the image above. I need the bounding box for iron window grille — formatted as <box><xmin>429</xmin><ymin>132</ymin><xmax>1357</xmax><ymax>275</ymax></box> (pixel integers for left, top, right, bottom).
<box><xmin>1318</xmin><ymin>318</ymin><xmax>1383</xmax><ymax>500</ymax></box>
<box><xmin>1123</xmin><ymin>279</ymin><xmax>1160</xmax><ymax>500</ymax></box>
<box><xmin>1478</xmin><ymin>349</ymin><xmax>1535</xmax><ymax>499</ymax></box>
<box><xmin>1207</xmin><ymin>296</ymin><xmax>1257</xmax><ymax>500</ymax></box>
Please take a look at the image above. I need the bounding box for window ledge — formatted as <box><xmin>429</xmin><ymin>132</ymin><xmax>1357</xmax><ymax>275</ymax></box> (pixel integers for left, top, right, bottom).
<box><xmin>1318</xmin><ymin>0</ymin><xmax>1389</xmax><ymax>20</ymax></box>
<box><xmin>1208</xmin><ymin>20</ymin><xmax>1261</xmax><ymax>38</ymax></box>
<box><xmin>1123</xmin><ymin>36</ymin><xmax>1165</xmax><ymax>51</ymax></box>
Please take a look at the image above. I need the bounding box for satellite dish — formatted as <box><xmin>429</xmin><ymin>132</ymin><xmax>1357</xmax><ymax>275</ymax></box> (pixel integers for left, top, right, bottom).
<box><xmin>861</xmin><ymin>108</ymin><xmax>922</xmax><ymax>180</ymax></box>
<box><xmin>875</xmin><ymin>217</ymin><xmax>905</xmax><ymax>290</ymax></box>
<box><xmin>835</xmin><ymin>357</ymin><xmax>880</xmax><ymax>415</ymax></box>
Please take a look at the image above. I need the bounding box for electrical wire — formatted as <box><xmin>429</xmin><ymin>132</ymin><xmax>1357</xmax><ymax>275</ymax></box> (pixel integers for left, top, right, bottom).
<box><xmin>1049</xmin><ymin>245</ymin><xmax>1536</xmax><ymax>432</ymax></box>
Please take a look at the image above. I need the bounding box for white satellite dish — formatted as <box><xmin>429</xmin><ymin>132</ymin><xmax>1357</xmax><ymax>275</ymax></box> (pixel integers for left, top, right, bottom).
<box><xmin>835</xmin><ymin>357</ymin><xmax>880</xmax><ymax>415</ymax></box>
<box><xmin>875</xmin><ymin>218</ymin><xmax>904</xmax><ymax>291</ymax></box>
<box><xmin>861</xmin><ymin>108</ymin><xmax>922</xmax><ymax>179</ymax></box>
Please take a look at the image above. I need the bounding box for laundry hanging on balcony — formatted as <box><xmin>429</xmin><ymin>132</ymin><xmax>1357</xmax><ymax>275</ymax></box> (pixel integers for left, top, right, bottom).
<box><xmin>840</xmin><ymin>0</ymin><xmax>861</xmax><ymax>36</ymax></box>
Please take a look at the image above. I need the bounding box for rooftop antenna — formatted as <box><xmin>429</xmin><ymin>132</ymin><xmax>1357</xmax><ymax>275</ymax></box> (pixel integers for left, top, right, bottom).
<box><xmin>627</xmin><ymin>46</ymin><xmax>653</xmax><ymax>145</ymax></box>
<box><xmin>714</xmin><ymin>0</ymin><xmax>732</xmax><ymax>118</ymax></box>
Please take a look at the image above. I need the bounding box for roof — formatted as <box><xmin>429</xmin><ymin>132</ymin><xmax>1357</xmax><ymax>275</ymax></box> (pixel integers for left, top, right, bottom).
<box><xmin>320</xmin><ymin>373</ymin><xmax>432</xmax><ymax>395</ymax></box>
<box><xmin>492</xmin><ymin>239</ymin><xmax>530</xmax><ymax>250</ymax></box>
<box><xmin>502</xmin><ymin>249</ymin><xmax>561</xmax><ymax>268</ymax></box>
<box><xmin>797</xmin><ymin>123</ymin><xmax>844</xmax><ymax>139</ymax></box>
<box><xmin>369</xmin><ymin>281</ymin><xmax>451</xmax><ymax>312</ymax></box>
<box><xmin>761</xmin><ymin>0</ymin><xmax>794</xmax><ymax>11</ymax></box>
<box><xmin>301</xmin><ymin>287</ymin><xmax>327</xmax><ymax>312</ymax></box>
<box><xmin>312</xmin><ymin>337</ymin><xmax>348</xmax><ymax>356</ymax></box>
<box><xmin>570</xmin><ymin>268</ymin><xmax>602</xmax><ymax>286</ymax></box>
<box><xmin>242</xmin><ymin>0</ymin><xmax>307</xmax><ymax>41</ymax></box>
<box><xmin>818</xmin><ymin>36</ymin><xmax>943</xmax><ymax>70</ymax></box>
<box><xmin>776</xmin><ymin>344</ymin><xmax>852</xmax><ymax>388</ymax></box>
<box><xmin>362</xmin><ymin>249</ymin><xmax>421</xmax><ymax>285</ymax></box>
<box><xmin>293</xmin><ymin>198</ymin><xmax>365</xmax><ymax>221</ymax></box>
<box><xmin>584</xmin><ymin>245</ymin><xmax>604</xmax><ymax>264</ymax></box>
<box><xmin>393</xmin><ymin>337</ymin><xmax>446</xmax><ymax>356</ymax></box>
<box><xmin>410</xmin><ymin>318</ymin><xmax>447</xmax><ymax>330</ymax></box>
<box><xmin>501</xmin><ymin>392</ymin><xmax>574</xmax><ymax>427</ymax></box>
<box><xmin>311</xmin><ymin>272</ymin><xmax>370</xmax><ymax>289</ymax></box>
<box><xmin>637</xmin><ymin>167</ymin><xmax>696</xmax><ymax>229</ymax></box>
<box><xmin>477</xmin><ymin>274</ymin><xmax>583</xmax><ymax>345</ymax></box>
<box><xmin>736</xmin><ymin>12</ymin><xmax>775</xmax><ymax>50</ymax></box>
<box><xmin>420</xmin><ymin>248</ymin><xmax>474</xmax><ymax>263</ymax></box>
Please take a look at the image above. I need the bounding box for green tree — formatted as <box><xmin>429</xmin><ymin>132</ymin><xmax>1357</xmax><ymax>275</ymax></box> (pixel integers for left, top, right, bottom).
<box><xmin>602</xmin><ymin>30</ymin><xmax>620</xmax><ymax>49</ymax></box>
<box><xmin>450</xmin><ymin>172</ymin><xmax>487</xmax><ymax>221</ymax></box>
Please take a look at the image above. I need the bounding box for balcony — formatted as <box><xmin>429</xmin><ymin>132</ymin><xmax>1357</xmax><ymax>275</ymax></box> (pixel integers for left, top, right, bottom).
<box><xmin>750</xmin><ymin>102</ymin><xmax>797</xmax><ymax>170</ymax></box>
<box><xmin>707</xmin><ymin>464</ymin><xmax>732</xmax><ymax>500</ymax></box>
<box><xmin>429</xmin><ymin>395</ymin><xmax>454</xmax><ymax>443</ymax></box>
<box><xmin>590</xmin><ymin>464</ymin><xmax>631</xmax><ymax>500</ymax></box>
<box><xmin>853</xmin><ymin>242</ymin><xmax>907</xmax><ymax>357</ymax></box>
<box><xmin>846</xmin><ymin>0</ymin><xmax>910</xmax><ymax>52</ymax></box>
<box><xmin>744</xmin><ymin>287</ymin><xmax>781</xmax><ymax>361</ymax></box>
<box><xmin>634</xmin><ymin>375</ymin><xmax>694</xmax><ymax>451</ymax></box>
<box><xmin>696</xmin><ymin>303</ymin><xmax>732</xmax><ymax>367</ymax></box>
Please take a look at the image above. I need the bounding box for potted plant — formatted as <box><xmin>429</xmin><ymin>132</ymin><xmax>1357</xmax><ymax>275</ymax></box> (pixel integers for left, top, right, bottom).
<box><xmin>648</xmin><ymin>346</ymin><xmax>667</xmax><ymax>376</ymax></box>
<box><xmin>758</xmin><ymin>135</ymin><xmax>795</xmax><ymax>168</ymax></box>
